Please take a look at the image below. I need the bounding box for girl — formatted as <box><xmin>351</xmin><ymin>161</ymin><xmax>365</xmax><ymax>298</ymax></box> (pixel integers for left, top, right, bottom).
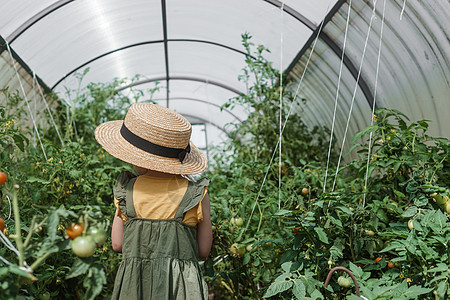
<box><xmin>95</xmin><ymin>103</ymin><xmax>212</xmax><ymax>299</ymax></box>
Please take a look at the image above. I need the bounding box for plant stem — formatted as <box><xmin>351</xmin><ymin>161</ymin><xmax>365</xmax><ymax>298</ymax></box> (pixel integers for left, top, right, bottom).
<box><xmin>11</xmin><ymin>190</ymin><xmax>25</xmax><ymax>267</ymax></box>
<box><xmin>256</xmin><ymin>205</ymin><xmax>264</xmax><ymax>233</ymax></box>
<box><xmin>23</xmin><ymin>216</ymin><xmax>37</xmax><ymax>249</ymax></box>
<box><xmin>349</xmin><ymin>230</ymin><xmax>356</xmax><ymax>262</ymax></box>
<box><xmin>30</xmin><ymin>251</ymin><xmax>52</xmax><ymax>271</ymax></box>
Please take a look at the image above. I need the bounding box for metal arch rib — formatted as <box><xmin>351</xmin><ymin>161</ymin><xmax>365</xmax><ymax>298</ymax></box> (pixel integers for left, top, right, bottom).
<box><xmin>116</xmin><ymin>76</ymin><xmax>243</xmax><ymax>98</ymax></box>
<box><xmin>6</xmin><ymin>0</ymin><xmax>75</xmax><ymax>43</ymax></box>
<box><xmin>148</xmin><ymin>96</ymin><xmax>243</xmax><ymax>124</ymax></box>
<box><xmin>161</xmin><ymin>0</ymin><xmax>170</xmax><ymax>108</ymax></box>
<box><xmin>8</xmin><ymin>0</ymin><xmax>317</xmax><ymax>44</ymax></box>
<box><xmin>50</xmin><ymin>39</ymin><xmax>251</xmax><ymax>90</ymax></box>
<box><xmin>262</xmin><ymin>0</ymin><xmax>317</xmax><ymax>30</ymax></box>
<box><xmin>177</xmin><ymin>113</ymin><xmax>231</xmax><ymax>137</ymax></box>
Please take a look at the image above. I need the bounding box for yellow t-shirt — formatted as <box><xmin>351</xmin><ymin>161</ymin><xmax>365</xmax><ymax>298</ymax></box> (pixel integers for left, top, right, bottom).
<box><xmin>114</xmin><ymin>175</ymin><xmax>205</xmax><ymax>226</ymax></box>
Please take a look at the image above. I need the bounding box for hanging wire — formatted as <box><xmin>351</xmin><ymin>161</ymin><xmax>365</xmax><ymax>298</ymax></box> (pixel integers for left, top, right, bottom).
<box><xmin>329</xmin><ymin>0</ymin><xmax>379</xmax><ymax>201</ymax></box>
<box><xmin>243</xmin><ymin>0</ymin><xmax>335</xmax><ymax>234</ymax></box>
<box><xmin>363</xmin><ymin>0</ymin><xmax>386</xmax><ymax>207</ymax></box>
<box><xmin>400</xmin><ymin>0</ymin><xmax>407</xmax><ymax>20</ymax></box>
<box><xmin>0</xmin><ymin>230</ymin><xmax>20</xmax><ymax>257</ymax></box>
<box><xmin>278</xmin><ymin>2</ymin><xmax>285</xmax><ymax>210</ymax></box>
<box><xmin>32</xmin><ymin>71</ymin><xmax>37</xmax><ymax>146</ymax></box>
<box><xmin>323</xmin><ymin>0</ymin><xmax>353</xmax><ymax>194</ymax></box>
<box><xmin>33</xmin><ymin>72</ymin><xmax>65</xmax><ymax>147</ymax></box>
<box><xmin>0</xmin><ymin>229</ymin><xmax>32</xmax><ymax>272</ymax></box>
<box><xmin>5</xmin><ymin>41</ymin><xmax>48</xmax><ymax>160</ymax></box>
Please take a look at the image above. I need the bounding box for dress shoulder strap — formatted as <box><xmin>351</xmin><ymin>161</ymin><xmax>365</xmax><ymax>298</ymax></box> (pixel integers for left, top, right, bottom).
<box><xmin>174</xmin><ymin>178</ymin><xmax>210</xmax><ymax>221</ymax></box>
<box><xmin>125</xmin><ymin>177</ymin><xmax>138</xmax><ymax>219</ymax></box>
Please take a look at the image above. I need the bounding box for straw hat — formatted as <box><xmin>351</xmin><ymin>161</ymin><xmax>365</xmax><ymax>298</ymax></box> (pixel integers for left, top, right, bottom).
<box><xmin>94</xmin><ymin>103</ymin><xmax>207</xmax><ymax>174</ymax></box>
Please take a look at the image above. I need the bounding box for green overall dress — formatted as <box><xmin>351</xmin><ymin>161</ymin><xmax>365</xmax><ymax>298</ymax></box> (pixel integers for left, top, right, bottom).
<box><xmin>111</xmin><ymin>171</ymin><xmax>209</xmax><ymax>299</ymax></box>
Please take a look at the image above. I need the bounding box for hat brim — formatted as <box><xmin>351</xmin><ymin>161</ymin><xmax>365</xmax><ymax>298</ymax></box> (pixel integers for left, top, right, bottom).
<box><xmin>95</xmin><ymin>120</ymin><xmax>207</xmax><ymax>174</ymax></box>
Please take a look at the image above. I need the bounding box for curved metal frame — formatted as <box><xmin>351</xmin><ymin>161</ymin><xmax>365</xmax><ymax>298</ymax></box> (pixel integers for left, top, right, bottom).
<box><xmin>50</xmin><ymin>39</ymin><xmax>250</xmax><ymax>90</ymax></box>
<box><xmin>150</xmin><ymin>96</ymin><xmax>243</xmax><ymax>124</ymax></box>
<box><xmin>6</xmin><ymin>0</ymin><xmax>375</xmax><ymax>109</ymax></box>
<box><xmin>117</xmin><ymin>76</ymin><xmax>242</xmax><ymax>96</ymax></box>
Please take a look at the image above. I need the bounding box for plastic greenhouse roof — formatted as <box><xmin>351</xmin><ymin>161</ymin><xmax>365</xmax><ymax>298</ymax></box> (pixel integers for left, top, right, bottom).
<box><xmin>0</xmin><ymin>0</ymin><xmax>449</xmax><ymax>155</ymax></box>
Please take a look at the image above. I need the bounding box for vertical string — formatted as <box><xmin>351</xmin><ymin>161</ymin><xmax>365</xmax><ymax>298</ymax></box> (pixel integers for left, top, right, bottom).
<box><xmin>243</xmin><ymin>0</ymin><xmax>335</xmax><ymax>234</ymax></box>
<box><xmin>33</xmin><ymin>72</ymin><xmax>65</xmax><ymax>147</ymax></box>
<box><xmin>363</xmin><ymin>0</ymin><xmax>386</xmax><ymax>207</ymax></box>
<box><xmin>329</xmin><ymin>0</ymin><xmax>378</xmax><ymax>199</ymax></box>
<box><xmin>278</xmin><ymin>3</ymin><xmax>284</xmax><ymax>210</ymax></box>
<box><xmin>5</xmin><ymin>41</ymin><xmax>48</xmax><ymax>160</ymax></box>
<box><xmin>400</xmin><ymin>0</ymin><xmax>407</xmax><ymax>20</ymax></box>
<box><xmin>323</xmin><ymin>0</ymin><xmax>353</xmax><ymax>194</ymax></box>
<box><xmin>32</xmin><ymin>72</ymin><xmax>37</xmax><ymax>146</ymax></box>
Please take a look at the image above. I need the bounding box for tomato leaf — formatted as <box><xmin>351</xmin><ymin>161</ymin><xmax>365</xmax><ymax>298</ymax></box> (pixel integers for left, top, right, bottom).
<box><xmin>83</xmin><ymin>263</ymin><xmax>106</xmax><ymax>300</ymax></box>
<box><xmin>314</xmin><ymin>227</ymin><xmax>329</xmax><ymax>244</ymax></box>
<box><xmin>47</xmin><ymin>209</ymin><xmax>59</xmax><ymax>242</ymax></box>
<box><xmin>26</xmin><ymin>176</ymin><xmax>51</xmax><ymax>184</ymax></box>
<box><xmin>66</xmin><ymin>258</ymin><xmax>92</xmax><ymax>279</ymax></box>
<box><xmin>243</xmin><ymin>253</ymin><xmax>250</xmax><ymax>265</ymax></box>
<box><xmin>263</xmin><ymin>274</ymin><xmax>293</xmax><ymax>298</ymax></box>
<box><xmin>293</xmin><ymin>279</ymin><xmax>306</xmax><ymax>299</ymax></box>
<box><xmin>402</xmin><ymin>206</ymin><xmax>417</xmax><ymax>218</ymax></box>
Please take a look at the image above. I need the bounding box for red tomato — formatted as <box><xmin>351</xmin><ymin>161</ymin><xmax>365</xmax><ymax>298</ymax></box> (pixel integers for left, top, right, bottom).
<box><xmin>0</xmin><ymin>218</ymin><xmax>5</xmax><ymax>233</ymax></box>
<box><xmin>66</xmin><ymin>223</ymin><xmax>85</xmax><ymax>239</ymax></box>
<box><xmin>0</xmin><ymin>172</ymin><xmax>7</xmax><ymax>185</ymax></box>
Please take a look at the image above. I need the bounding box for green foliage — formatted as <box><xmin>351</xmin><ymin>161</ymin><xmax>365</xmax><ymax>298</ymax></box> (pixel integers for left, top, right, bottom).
<box><xmin>206</xmin><ymin>36</ymin><xmax>449</xmax><ymax>299</ymax></box>
<box><xmin>247</xmin><ymin>110</ymin><xmax>449</xmax><ymax>299</ymax></box>
<box><xmin>0</xmin><ymin>35</ymin><xmax>448</xmax><ymax>300</ymax></box>
<box><xmin>205</xmin><ymin>34</ymin><xmax>337</xmax><ymax>299</ymax></box>
<box><xmin>0</xmin><ymin>74</ymin><xmax>145</xmax><ymax>299</ymax></box>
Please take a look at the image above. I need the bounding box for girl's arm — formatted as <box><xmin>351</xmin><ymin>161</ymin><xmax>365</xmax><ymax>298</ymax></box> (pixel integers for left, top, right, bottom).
<box><xmin>197</xmin><ymin>192</ymin><xmax>213</xmax><ymax>259</ymax></box>
<box><xmin>111</xmin><ymin>208</ymin><xmax>124</xmax><ymax>253</ymax></box>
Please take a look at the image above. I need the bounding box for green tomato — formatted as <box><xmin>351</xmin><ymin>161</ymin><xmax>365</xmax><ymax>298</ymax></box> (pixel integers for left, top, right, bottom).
<box><xmin>72</xmin><ymin>236</ymin><xmax>96</xmax><ymax>258</ymax></box>
<box><xmin>39</xmin><ymin>292</ymin><xmax>50</xmax><ymax>300</ymax></box>
<box><xmin>337</xmin><ymin>276</ymin><xmax>352</xmax><ymax>288</ymax></box>
<box><xmin>88</xmin><ymin>227</ymin><xmax>107</xmax><ymax>246</ymax></box>
<box><xmin>445</xmin><ymin>200</ymin><xmax>450</xmax><ymax>214</ymax></box>
<box><xmin>230</xmin><ymin>243</ymin><xmax>246</xmax><ymax>256</ymax></box>
<box><xmin>234</xmin><ymin>217</ymin><xmax>244</xmax><ymax>227</ymax></box>
<box><xmin>365</xmin><ymin>230</ymin><xmax>375</xmax><ymax>237</ymax></box>
<box><xmin>432</xmin><ymin>193</ymin><xmax>447</xmax><ymax>205</ymax></box>
<box><xmin>408</xmin><ymin>219</ymin><xmax>414</xmax><ymax>230</ymax></box>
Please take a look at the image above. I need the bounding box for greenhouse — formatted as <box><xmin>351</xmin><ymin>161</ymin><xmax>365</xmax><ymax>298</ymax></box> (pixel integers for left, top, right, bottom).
<box><xmin>0</xmin><ymin>0</ymin><xmax>449</xmax><ymax>299</ymax></box>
